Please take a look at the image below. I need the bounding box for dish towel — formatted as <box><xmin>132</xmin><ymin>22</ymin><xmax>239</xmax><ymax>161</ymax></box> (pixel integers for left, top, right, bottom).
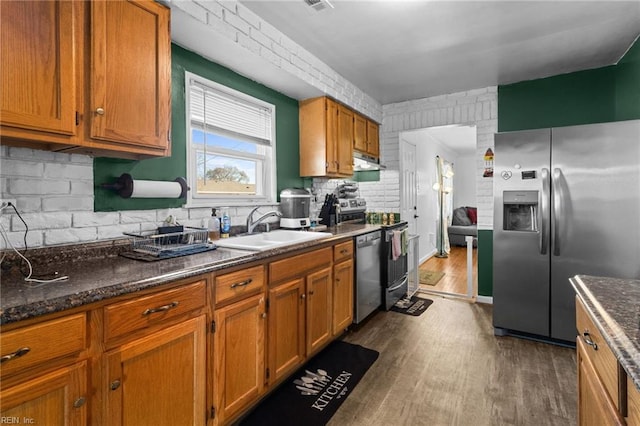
<box><xmin>400</xmin><ymin>229</ymin><xmax>408</xmax><ymax>256</ymax></box>
<box><xmin>392</xmin><ymin>230</ymin><xmax>402</xmax><ymax>260</ymax></box>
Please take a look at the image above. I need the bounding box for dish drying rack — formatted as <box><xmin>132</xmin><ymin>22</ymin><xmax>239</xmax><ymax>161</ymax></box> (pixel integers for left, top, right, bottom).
<box><xmin>123</xmin><ymin>227</ymin><xmax>214</xmax><ymax>259</ymax></box>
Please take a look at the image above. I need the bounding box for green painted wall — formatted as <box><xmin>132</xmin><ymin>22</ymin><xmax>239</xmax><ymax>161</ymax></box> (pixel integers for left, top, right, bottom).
<box><xmin>478</xmin><ymin>38</ymin><xmax>640</xmax><ymax>297</ymax></box>
<box><xmin>94</xmin><ymin>44</ymin><xmax>303</xmax><ymax>211</ymax></box>
<box><xmin>477</xmin><ymin>230</ymin><xmax>493</xmax><ymax>296</ymax></box>
<box><xmin>498</xmin><ymin>38</ymin><xmax>640</xmax><ymax>132</ymax></box>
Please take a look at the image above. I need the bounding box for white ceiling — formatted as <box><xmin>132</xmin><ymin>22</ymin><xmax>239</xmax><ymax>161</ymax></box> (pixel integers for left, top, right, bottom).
<box><xmin>238</xmin><ymin>0</ymin><xmax>640</xmax><ymax>105</ymax></box>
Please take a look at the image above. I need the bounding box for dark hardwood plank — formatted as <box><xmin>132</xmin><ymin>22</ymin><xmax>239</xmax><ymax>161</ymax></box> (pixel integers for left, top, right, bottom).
<box><xmin>333</xmin><ymin>299</ymin><xmax>576</xmax><ymax>425</ymax></box>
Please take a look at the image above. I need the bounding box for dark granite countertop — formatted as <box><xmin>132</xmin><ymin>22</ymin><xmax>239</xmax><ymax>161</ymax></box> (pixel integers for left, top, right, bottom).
<box><xmin>570</xmin><ymin>275</ymin><xmax>640</xmax><ymax>391</ymax></box>
<box><xmin>1</xmin><ymin>224</ymin><xmax>382</xmax><ymax>325</ymax></box>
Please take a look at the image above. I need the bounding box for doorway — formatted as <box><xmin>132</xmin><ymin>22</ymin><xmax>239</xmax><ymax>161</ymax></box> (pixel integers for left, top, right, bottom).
<box><xmin>399</xmin><ymin>124</ymin><xmax>478</xmax><ymax>298</ymax></box>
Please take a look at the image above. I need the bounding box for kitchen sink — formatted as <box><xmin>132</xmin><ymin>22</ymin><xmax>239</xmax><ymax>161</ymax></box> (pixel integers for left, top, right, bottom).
<box><xmin>214</xmin><ymin>230</ymin><xmax>332</xmax><ymax>251</ymax></box>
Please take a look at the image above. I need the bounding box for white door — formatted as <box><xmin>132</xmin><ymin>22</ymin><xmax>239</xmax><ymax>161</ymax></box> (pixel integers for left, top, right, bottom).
<box><xmin>400</xmin><ymin>138</ymin><xmax>418</xmax><ymax>234</ymax></box>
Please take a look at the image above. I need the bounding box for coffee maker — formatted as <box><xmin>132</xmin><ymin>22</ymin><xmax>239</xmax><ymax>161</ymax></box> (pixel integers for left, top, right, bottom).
<box><xmin>279</xmin><ymin>188</ymin><xmax>311</xmax><ymax>229</ymax></box>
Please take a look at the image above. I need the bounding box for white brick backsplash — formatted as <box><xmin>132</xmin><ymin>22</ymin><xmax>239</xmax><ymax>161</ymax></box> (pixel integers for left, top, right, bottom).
<box><xmin>11</xmin><ymin>179</ymin><xmax>69</xmax><ymax>195</ymax></box>
<box><xmin>44</xmin><ymin>163</ymin><xmax>92</xmax><ymax>180</ymax></box>
<box><xmin>0</xmin><ymin>160</ymin><xmax>44</xmax><ymax>177</ymax></box>
<box><xmin>44</xmin><ymin>228</ymin><xmax>97</xmax><ymax>246</ymax></box>
<box><xmin>70</xmin><ymin>181</ymin><xmax>93</xmax><ymax>195</ymax></box>
<box><xmin>156</xmin><ymin>208</ymin><xmax>190</xmax><ymax>223</ymax></box>
<box><xmin>42</xmin><ymin>196</ymin><xmax>93</xmax><ymax>212</ymax></box>
<box><xmin>97</xmin><ymin>224</ymin><xmax>140</xmax><ymax>240</ymax></box>
<box><xmin>73</xmin><ymin>212</ymin><xmax>120</xmax><ymax>227</ymax></box>
<box><xmin>12</xmin><ymin>212</ymin><xmax>72</xmax><ymax>231</ymax></box>
<box><xmin>120</xmin><ymin>210</ymin><xmax>158</xmax><ymax>224</ymax></box>
<box><xmin>0</xmin><ymin>230</ymin><xmax>43</xmax><ymax>250</ymax></box>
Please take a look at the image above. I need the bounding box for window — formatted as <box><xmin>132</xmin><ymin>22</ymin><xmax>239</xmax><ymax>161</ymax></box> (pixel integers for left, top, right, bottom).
<box><xmin>185</xmin><ymin>71</ymin><xmax>276</xmax><ymax>207</ymax></box>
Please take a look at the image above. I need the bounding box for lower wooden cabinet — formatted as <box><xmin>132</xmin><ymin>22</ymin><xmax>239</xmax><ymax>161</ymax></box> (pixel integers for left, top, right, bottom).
<box><xmin>213</xmin><ymin>293</ymin><xmax>266</xmax><ymax>425</ymax></box>
<box><xmin>268</xmin><ymin>278</ymin><xmax>306</xmax><ymax>384</ymax></box>
<box><xmin>629</xmin><ymin>377</ymin><xmax>640</xmax><ymax>426</ymax></box>
<box><xmin>104</xmin><ymin>315</ymin><xmax>206</xmax><ymax>426</ymax></box>
<box><xmin>577</xmin><ymin>337</ymin><xmax>624</xmax><ymax>426</ymax></box>
<box><xmin>332</xmin><ymin>258</ymin><xmax>354</xmax><ymax>336</ymax></box>
<box><xmin>0</xmin><ymin>361</ymin><xmax>87</xmax><ymax>426</ymax></box>
<box><xmin>306</xmin><ymin>266</ymin><xmax>333</xmax><ymax>355</ymax></box>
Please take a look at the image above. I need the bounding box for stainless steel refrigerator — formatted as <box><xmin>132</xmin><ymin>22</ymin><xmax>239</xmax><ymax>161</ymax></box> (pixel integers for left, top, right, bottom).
<box><xmin>493</xmin><ymin>119</ymin><xmax>640</xmax><ymax>343</ymax></box>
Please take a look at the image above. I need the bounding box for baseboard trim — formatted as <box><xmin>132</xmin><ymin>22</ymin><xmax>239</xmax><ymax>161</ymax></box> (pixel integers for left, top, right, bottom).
<box><xmin>476</xmin><ymin>296</ymin><xmax>493</xmax><ymax>304</ymax></box>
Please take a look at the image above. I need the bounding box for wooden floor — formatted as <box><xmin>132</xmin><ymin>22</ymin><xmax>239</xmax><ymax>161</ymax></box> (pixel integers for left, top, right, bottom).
<box><xmin>331</xmin><ymin>298</ymin><xmax>577</xmax><ymax>426</ymax></box>
<box><xmin>419</xmin><ymin>246</ymin><xmax>477</xmax><ymax>296</ymax></box>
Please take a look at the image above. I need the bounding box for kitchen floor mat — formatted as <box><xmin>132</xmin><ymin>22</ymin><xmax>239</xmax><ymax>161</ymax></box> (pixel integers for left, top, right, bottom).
<box><xmin>390</xmin><ymin>295</ymin><xmax>433</xmax><ymax>317</ymax></box>
<box><xmin>239</xmin><ymin>340</ymin><xmax>379</xmax><ymax>426</ymax></box>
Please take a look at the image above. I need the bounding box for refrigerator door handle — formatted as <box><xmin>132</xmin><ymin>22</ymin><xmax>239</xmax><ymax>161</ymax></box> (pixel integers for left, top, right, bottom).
<box><xmin>552</xmin><ymin>168</ymin><xmax>563</xmax><ymax>256</ymax></box>
<box><xmin>540</xmin><ymin>168</ymin><xmax>550</xmax><ymax>255</ymax></box>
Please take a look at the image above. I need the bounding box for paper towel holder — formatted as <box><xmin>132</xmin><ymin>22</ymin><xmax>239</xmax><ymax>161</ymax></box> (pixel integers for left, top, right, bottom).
<box><xmin>101</xmin><ymin>173</ymin><xmax>190</xmax><ymax>199</ymax></box>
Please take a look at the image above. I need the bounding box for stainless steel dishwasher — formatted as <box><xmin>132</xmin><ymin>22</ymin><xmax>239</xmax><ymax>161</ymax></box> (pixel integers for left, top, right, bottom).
<box><xmin>354</xmin><ymin>230</ymin><xmax>382</xmax><ymax>324</ymax></box>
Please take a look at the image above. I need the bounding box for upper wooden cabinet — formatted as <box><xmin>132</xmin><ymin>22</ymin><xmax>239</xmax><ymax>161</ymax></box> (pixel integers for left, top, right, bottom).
<box><xmin>354</xmin><ymin>113</ymin><xmax>379</xmax><ymax>159</ymax></box>
<box><xmin>366</xmin><ymin>120</ymin><xmax>380</xmax><ymax>158</ymax></box>
<box><xmin>0</xmin><ymin>0</ymin><xmax>171</xmax><ymax>159</ymax></box>
<box><xmin>299</xmin><ymin>97</ymin><xmax>353</xmax><ymax>177</ymax></box>
<box><xmin>0</xmin><ymin>1</ymin><xmax>77</xmax><ymax>138</ymax></box>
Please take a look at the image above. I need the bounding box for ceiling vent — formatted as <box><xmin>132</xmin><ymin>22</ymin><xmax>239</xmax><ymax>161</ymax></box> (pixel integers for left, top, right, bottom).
<box><xmin>304</xmin><ymin>0</ymin><xmax>334</xmax><ymax>12</ymax></box>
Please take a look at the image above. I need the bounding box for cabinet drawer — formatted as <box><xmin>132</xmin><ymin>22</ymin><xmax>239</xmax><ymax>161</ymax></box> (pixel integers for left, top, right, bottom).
<box><xmin>270</xmin><ymin>247</ymin><xmax>332</xmax><ymax>284</ymax></box>
<box><xmin>334</xmin><ymin>240</ymin><xmax>353</xmax><ymax>263</ymax></box>
<box><xmin>215</xmin><ymin>265</ymin><xmax>265</xmax><ymax>305</ymax></box>
<box><xmin>105</xmin><ymin>280</ymin><xmax>206</xmax><ymax>342</ymax></box>
<box><xmin>576</xmin><ymin>296</ymin><xmax>620</xmax><ymax>406</ymax></box>
<box><xmin>0</xmin><ymin>313</ymin><xmax>86</xmax><ymax>377</ymax></box>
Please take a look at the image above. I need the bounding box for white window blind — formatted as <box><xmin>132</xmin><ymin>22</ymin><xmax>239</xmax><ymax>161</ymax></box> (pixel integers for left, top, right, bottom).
<box><xmin>189</xmin><ymin>80</ymin><xmax>273</xmax><ymax>145</ymax></box>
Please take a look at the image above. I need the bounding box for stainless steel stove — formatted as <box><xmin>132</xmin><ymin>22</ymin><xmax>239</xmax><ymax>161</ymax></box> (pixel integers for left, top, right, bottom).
<box><xmin>337</xmin><ymin>197</ymin><xmax>366</xmax><ymax>223</ymax></box>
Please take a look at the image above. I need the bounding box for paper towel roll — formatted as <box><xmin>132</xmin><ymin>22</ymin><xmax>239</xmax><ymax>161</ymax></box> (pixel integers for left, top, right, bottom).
<box><xmin>102</xmin><ymin>174</ymin><xmax>189</xmax><ymax>199</ymax></box>
<box><xmin>131</xmin><ymin>180</ymin><xmax>183</xmax><ymax>198</ymax></box>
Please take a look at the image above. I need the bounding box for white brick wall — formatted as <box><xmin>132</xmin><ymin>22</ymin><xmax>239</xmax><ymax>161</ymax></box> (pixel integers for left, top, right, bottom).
<box><xmin>356</xmin><ymin>87</ymin><xmax>498</xmax><ymax>229</ymax></box>
<box><xmin>171</xmin><ymin>0</ymin><xmax>383</xmax><ymax>123</ymax></box>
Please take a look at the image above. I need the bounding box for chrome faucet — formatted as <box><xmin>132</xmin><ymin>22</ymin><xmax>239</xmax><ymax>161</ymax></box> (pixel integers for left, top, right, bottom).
<box><xmin>246</xmin><ymin>207</ymin><xmax>282</xmax><ymax>234</ymax></box>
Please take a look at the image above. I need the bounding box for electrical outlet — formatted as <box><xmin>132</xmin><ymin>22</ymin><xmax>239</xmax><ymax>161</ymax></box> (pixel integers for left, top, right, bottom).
<box><xmin>0</xmin><ymin>198</ymin><xmax>17</xmax><ymax>210</ymax></box>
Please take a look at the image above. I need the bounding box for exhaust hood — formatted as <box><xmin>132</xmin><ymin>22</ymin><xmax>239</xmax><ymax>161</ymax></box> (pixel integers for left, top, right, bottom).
<box><xmin>353</xmin><ymin>151</ymin><xmax>385</xmax><ymax>171</ymax></box>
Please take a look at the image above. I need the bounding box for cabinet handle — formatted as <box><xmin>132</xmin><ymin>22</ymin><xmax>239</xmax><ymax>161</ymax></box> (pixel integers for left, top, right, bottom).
<box><xmin>230</xmin><ymin>278</ymin><xmax>253</xmax><ymax>289</ymax></box>
<box><xmin>0</xmin><ymin>347</ymin><xmax>30</xmax><ymax>363</ymax></box>
<box><xmin>96</xmin><ymin>107</ymin><xmax>105</xmax><ymax>115</ymax></box>
<box><xmin>110</xmin><ymin>379</ymin><xmax>121</xmax><ymax>391</ymax></box>
<box><xmin>301</xmin><ymin>294</ymin><xmax>306</xmax><ymax>300</ymax></box>
<box><xmin>582</xmin><ymin>331</ymin><xmax>598</xmax><ymax>350</ymax></box>
<box><xmin>73</xmin><ymin>397</ymin><xmax>86</xmax><ymax>408</ymax></box>
<box><xmin>142</xmin><ymin>301</ymin><xmax>179</xmax><ymax>316</ymax></box>
<box><xmin>261</xmin><ymin>313</ymin><xmax>267</xmax><ymax>319</ymax></box>
<box><xmin>309</xmin><ymin>291</ymin><xmax>314</xmax><ymax>296</ymax></box>
<box><xmin>340</xmin><ymin>249</ymin><xmax>349</xmax><ymax>254</ymax></box>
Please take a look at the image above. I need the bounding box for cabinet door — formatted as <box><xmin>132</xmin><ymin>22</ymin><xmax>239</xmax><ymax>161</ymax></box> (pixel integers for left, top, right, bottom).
<box><xmin>333</xmin><ymin>259</ymin><xmax>354</xmax><ymax>336</ymax></box>
<box><xmin>306</xmin><ymin>266</ymin><xmax>333</xmax><ymax>355</ymax></box>
<box><xmin>367</xmin><ymin>120</ymin><xmax>379</xmax><ymax>158</ymax></box>
<box><xmin>0</xmin><ymin>362</ymin><xmax>87</xmax><ymax>426</ymax></box>
<box><xmin>628</xmin><ymin>376</ymin><xmax>640</xmax><ymax>426</ymax></box>
<box><xmin>0</xmin><ymin>0</ymin><xmax>76</xmax><ymax>136</ymax></box>
<box><xmin>268</xmin><ymin>278</ymin><xmax>306</xmax><ymax>384</ymax></box>
<box><xmin>353</xmin><ymin>114</ymin><xmax>367</xmax><ymax>152</ymax></box>
<box><xmin>214</xmin><ymin>294</ymin><xmax>266</xmax><ymax>424</ymax></box>
<box><xmin>326</xmin><ymin>99</ymin><xmax>340</xmax><ymax>175</ymax></box>
<box><xmin>337</xmin><ymin>105</ymin><xmax>354</xmax><ymax>175</ymax></box>
<box><xmin>577</xmin><ymin>338</ymin><xmax>624</xmax><ymax>426</ymax></box>
<box><xmin>90</xmin><ymin>0</ymin><xmax>170</xmax><ymax>152</ymax></box>
<box><xmin>105</xmin><ymin>316</ymin><xmax>206</xmax><ymax>426</ymax></box>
